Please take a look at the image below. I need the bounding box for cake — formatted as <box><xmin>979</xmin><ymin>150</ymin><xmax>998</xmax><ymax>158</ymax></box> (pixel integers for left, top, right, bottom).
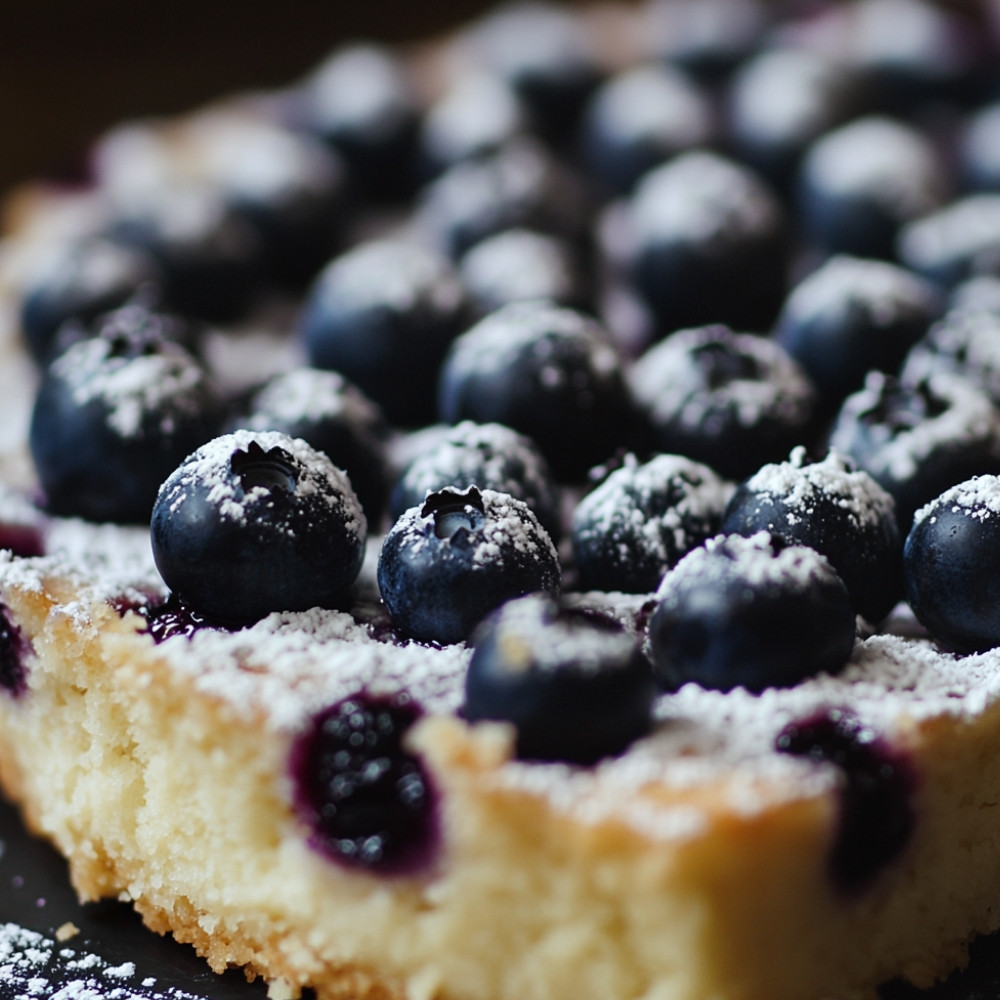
<box><xmin>4</xmin><ymin>2</ymin><xmax>1000</xmax><ymax>999</ymax></box>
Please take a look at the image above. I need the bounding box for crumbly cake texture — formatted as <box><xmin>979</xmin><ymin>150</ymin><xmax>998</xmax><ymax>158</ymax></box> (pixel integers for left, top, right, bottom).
<box><xmin>6</xmin><ymin>5</ymin><xmax>1000</xmax><ymax>1000</ymax></box>
<box><xmin>5</xmin><ymin>516</ymin><xmax>1000</xmax><ymax>1000</ymax></box>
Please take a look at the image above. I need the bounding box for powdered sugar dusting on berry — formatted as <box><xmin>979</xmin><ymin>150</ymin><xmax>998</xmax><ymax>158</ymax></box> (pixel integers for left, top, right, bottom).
<box><xmin>157</xmin><ymin>429</ymin><xmax>365</xmax><ymax>539</ymax></box>
<box><xmin>744</xmin><ymin>447</ymin><xmax>896</xmax><ymax>529</ymax></box>
<box><xmin>913</xmin><ymin>474</ymin><xmax>1000</xmax><ymax>527</ymax></box>
<box><xmin>52</xmin><ymin>338</ymin><xmax>209</xmax><ymax>440</ymax></box>
<box><xmin>629</xmin><ymin>151</ymin><xmax>781</xmax><ymax>246</ymax></box>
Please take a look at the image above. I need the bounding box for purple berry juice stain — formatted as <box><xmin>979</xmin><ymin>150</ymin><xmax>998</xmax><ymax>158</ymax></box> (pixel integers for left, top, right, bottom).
<box><xmin>0</xmin><ymin>604</ymin><xmax>31</xmax><ymax>698</ymax></box>
<box><xmin>776</xmin><ymin>708</ymin><xmax>915</xmax><ymax>894</ymax></box>
<box><xmin>291</xmin><ymin>692</ymin><xmax>440</xmax><ymax>876</ymax></box>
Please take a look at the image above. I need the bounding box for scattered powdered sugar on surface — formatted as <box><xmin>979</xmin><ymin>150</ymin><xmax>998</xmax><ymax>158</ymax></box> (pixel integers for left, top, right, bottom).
<box><xmin>0</xmin><ymin>922</ymin><xmax>201</xmax><ymax>1000</ymax></box>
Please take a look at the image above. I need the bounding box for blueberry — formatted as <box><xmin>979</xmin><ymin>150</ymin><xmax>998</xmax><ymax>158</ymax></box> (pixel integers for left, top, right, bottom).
<box><xmin>291</xmin><ymin>692</ymin><xmax>438</xmax><ymax>874</ymax></box>
<box><xmin>30</xmin><ymin>331</ymin><xmax>222</xmax><ymax>524</ymax></box>
<box><xmin>458</xmin><ymin>229</ymin><xmax>591</xmax><ymax>317</ymax></box>
<box><xmin>461</xmin><ymin>0</ymin><xmax>603</xmax><ymax>145</ymax></box>
<box><xmin>644</xmin><ymin>0</ymin><xmax>770</xmax><ymax>81</ymax></box>
<box><xmin>961</xmin><ymin>100</ymin><xmax>1000</xmax><ymax>193</ymax></box>
<box><xmin>390</xmin><ymin>421</ymin><xmax>561</xmax><ymax>542</ymax></box>
<box><xmin>571</xmin><ymin>453</ymin><xmax>732</xmax><ymax>594</ymax></box>
<box><xmin>105</xmin><ymin>183</ymin><xmax>265</xmax><ymax>324</ymax></box>
<box><xmin>903</xmin><ymin>475</ymin><xmax>1000</xmax><ymax>652</ymax></box>
<box><xmin>579</xmin><ymin>63</ymin><xmax>715</xmax><ymax>197</ymax></box>
<box><xmin>19</xmin><ymin>237</ymin><xmax>163</xmax><ymax>366</ymax></box>
<box><xmin>377</xmin><ymin>486</ymin><xmax>560</xmax><ymax>645</ymax></box>
<box><xmin>775</xmin><ymin>255</ymin><xmax>941</xmax><ymax>413</ymax></box>
<box><xmin>726</xmin><ymin>48</ymin><xmax>862</xmax><ymax>193</ymax></box>
<box><xmin>626</xmin><ymin>152</ymin><xmax>788</xmax><ymax>334</ymax></box>
<box><xmin>464</xmin><ymin>593</ymin><xmax>656</xmax><ymax>764</ymax></box>
<box><xmin>419</xmin><ymin>73</ymin><xmax>528</xmax><ymax>179</ymax></box>
<box><xmin>647</xmin><ymin>532</ymin><xmax>856</xmax><ymax>692</ymax></box>
<box><xmin>417</xmin><ymin>138</ymin><xmax>592</xmax><ymax>260</ymax></box>
<box><xmin>828</xmin><ymin>370</ymin><xmax>1000</xmax><ymax>532</ymax></box>
<box><xmin>899</xmin><ymin>307</ymin><xmax>1000</xmax><ymax>407</ymax></box>
<box><xmin>232</xmin><ymin>367</ymin><xmax>390</xmax><ymax>527</ymax></box>
<box><xmin>897</xmin><ymin>194</ymin><xmax>1000</xmax><ymax>289</ymax></box>
<box><xmin>847</xmin><ymin>0</ymin><xmax>991</xmax><ymax>112</ymax></box>
<box><xmin>438</xmin><ymin>301</ymin><xmax>636</xmax><ymax>482</ymax></box>
<box><xmin>196</xmin><ymin>119</ymin><xmax>350</xmax><ymax>288</ymax></box>
<box><xmin>300</xmin><ymin>44</ymin><xmax>420</xmax><ymax>203</ymax></box>
<box><xmin>628</xmin><ymin>324</ymin><xmax>818</xmax><ymax>481</ymax></box>
<box><xmin>0</xmin><ymin>604</ymin><xmax>30</xmax><ymax>699</ymax></box>
<box><xmin>721</xmin><ymin>448</ymin><xmax>902</xmax><ymax>623</ymax></box>
<box><xmin>797</xmin><ymin>117</ymin><xmax>948</xmax><ymax>261</ymax></box>
<box><xmin>151</xmin><ymin>430</ymin><xmax>367</xmax><ymax>625</ymax></box>
<box><xmin>776</xmin><ymin>708</ymin><xmax>915</xmax><ymax>894</ymax></box>
<box><xmin>299</xmin><ymin>240</ymin><xmax>469</xmax><ymax>428</ymax></box>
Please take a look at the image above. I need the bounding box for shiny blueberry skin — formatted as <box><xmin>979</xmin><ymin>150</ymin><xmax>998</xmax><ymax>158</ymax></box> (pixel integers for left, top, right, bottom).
<box><xmin>438</xmin><ymin>302</ymin><xmax>636</xmax><ymax>482</ymax></box>
<box><xmin>291</xmin><ymin>692</ymin><xmax>438</xmax><ymax>875</ymax></box>
<box><xmin>19</xmin><ymin>238</ymin><xmax>163</xmax><ymax>366</ymax></box>
<box><xmin>629</xmin><ymin>325</ymin><xmax>818</xmax><ymax>482</ymax></box>
<box><xmin>377</xmin><ymin>486</ymin><xmax>560</xmax><ymax>645</ymax></box>
<box><xmin>580</xmin><ymin>63</ymin><xmax>715</xmax><ymax>197</ymax></box>
<box><xmin>776</xmin><ymin>709</ymin><xmax>915</xmax><ymax>894</ymax></box>
<box><xmin>572</xmin><ymin>453</ymin><xmax>732</xmax><ymax>594</ymax></box>
<box><xmin>627</xmin><ymin>152</ymin><xmax>788</xmax><ymax>335</ymax></box>
<box><xmin>300</xmin><ymin>240</ymin><xmax>469</xmax><ymax>429</ymax></box>
<box><xmin>232</xmin><ymin>367</ymin><xmax>390</xmax><ymax>527</ymax></box>
<box><xmin>464</xmin><ymin>593</ymin><xmax>656</xmax><ymax>764</ymax></box>
<box><xmin>301</xmin><ymin>44</ymin><xmax>421</xmax><ymax>203</ymax></box>
<box><xmin>797</xmin><ymin>117</ymin><xmax>948</xmax><ymax>262</ymax></box>
<box><xmin>903</xmin><ymin>475</ymin><xmax>1000</xmax><ymax>653</ymax></box>
<box><xmin>0</xmin><ymin>604</ymin><xmax>30</xmax><ymax>698</ymax></box>
<box><xmin>828</xmin><ymin>370</ymin><xmax>1000</xmax><ymax>532</ymax></box>
<box><xmin>775</xmin><ymin>256</ymin><xmax>941</xmax><ymax>413</ymax></box>
<box><xmin>648</xmin><ymin>533</ymin><xmax>856</xmax><ymax>692</ymax></box>
<box><xmin>721</xmin><ymin>448</ymin><xmax>903</xmax><ymax>623</ymax></box>
<box><xmin>29</xmin><ymin>332</ymin><xmax>222</xmax><ymax>524</ymax></box>
<box><xmin>390</xmin><ymin>421</ymin><xmax>561</xmax><ymax>542</ymax></box>
<box><xmin>151</xmin><ymin>430</ymin><xmax>367</xmax><ymax>626</ymax></box>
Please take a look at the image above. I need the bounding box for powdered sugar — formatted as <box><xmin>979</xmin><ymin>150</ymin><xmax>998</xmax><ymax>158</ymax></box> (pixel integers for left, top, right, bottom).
<box><xmin>0</xmin><ymin>922</ymin><xmax>201</xmax><ymax>1000</ymax></box>
<box><xmin>629</xmin><ymin>150</ymin><xmax>782</xmax><ymax>246</ymax></box>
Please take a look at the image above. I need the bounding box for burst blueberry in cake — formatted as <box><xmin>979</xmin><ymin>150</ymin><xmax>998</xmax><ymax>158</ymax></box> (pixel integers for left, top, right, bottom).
<box><xmin>6</xmin><ymin>2</ymin><xmax>1000</xmax><ymax>1000</ymax></box>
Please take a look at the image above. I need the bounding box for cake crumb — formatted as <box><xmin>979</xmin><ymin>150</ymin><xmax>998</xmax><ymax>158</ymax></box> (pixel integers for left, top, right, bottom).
<box><xmin>55</xmin><ymin>923</ymin><xmax>79</xmax><ymax>942</ymax></box>
<box><xmin>267</xmin><ymin>977</ymin><xmax>301</xmax><ymax>1000</ymax></box>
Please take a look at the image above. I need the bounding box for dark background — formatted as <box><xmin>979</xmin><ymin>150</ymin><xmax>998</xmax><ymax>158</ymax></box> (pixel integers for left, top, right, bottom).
<box><xmin>0</xmin><ymin>1</ymin><xmax>507</xmax><ymax>198</ymax></box>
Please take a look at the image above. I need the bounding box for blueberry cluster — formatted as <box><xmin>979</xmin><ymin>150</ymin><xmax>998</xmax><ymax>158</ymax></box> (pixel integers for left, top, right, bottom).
<box><xmin>14</xmin><ymin>0</ymin><xmax>1000</xmax><ymax>814</ymax></box>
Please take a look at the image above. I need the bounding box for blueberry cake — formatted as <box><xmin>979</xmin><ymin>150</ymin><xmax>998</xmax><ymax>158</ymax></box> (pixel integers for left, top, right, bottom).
<box><xmin>6</xmin><ymin>3</ymin><xmax>1000</xmax><ymax>1000</ymax></box>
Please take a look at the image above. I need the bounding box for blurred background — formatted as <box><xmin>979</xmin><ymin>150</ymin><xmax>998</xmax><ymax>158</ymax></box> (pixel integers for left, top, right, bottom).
<box><xmin>0</xmin><ymin>0</ymin><xmax>508</xmax><ymax>195</ymax></box>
